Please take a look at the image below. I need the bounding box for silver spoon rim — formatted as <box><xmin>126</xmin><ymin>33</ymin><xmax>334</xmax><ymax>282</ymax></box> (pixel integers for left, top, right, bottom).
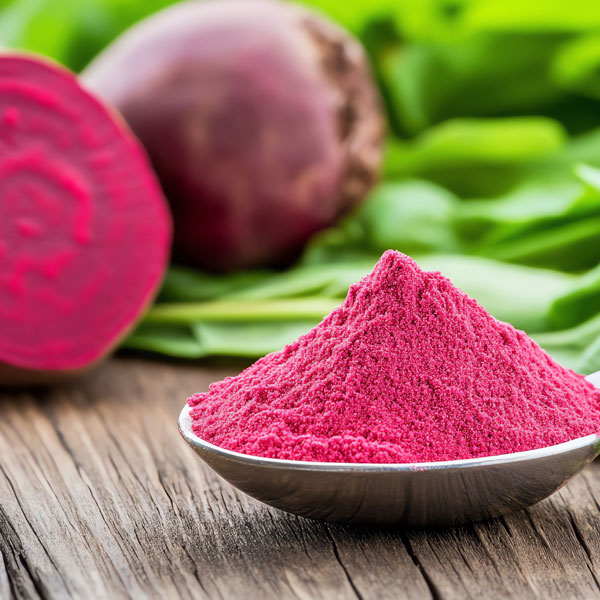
<box><xmin>178</xmin><ymin>403</ymin><xmax>600</xmax><ymax>473</ymax></box>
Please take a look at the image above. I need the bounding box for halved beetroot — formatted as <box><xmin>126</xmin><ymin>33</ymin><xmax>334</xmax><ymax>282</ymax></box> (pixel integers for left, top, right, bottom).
<box><xmin>0</xmin><ymin>54</ymin><xmax>171</xmax><ymax>383</ymax></box>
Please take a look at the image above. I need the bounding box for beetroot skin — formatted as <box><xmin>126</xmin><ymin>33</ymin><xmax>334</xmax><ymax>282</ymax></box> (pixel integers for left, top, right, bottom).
<box><xmin>0</xmin><ymin>54</ymin><xmax>171</xmax><ymax>381</ymax></box>
<box><xmin>82</xmin><ymin>0</ymin><xmax>384</xmax><ymax>272</ymax></box>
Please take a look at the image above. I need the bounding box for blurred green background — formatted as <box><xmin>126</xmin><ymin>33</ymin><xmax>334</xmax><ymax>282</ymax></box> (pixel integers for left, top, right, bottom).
<box><xmin>5</xmin><ymin>0</ymin><xmax>600</xmax><ymax>372</ymax></box>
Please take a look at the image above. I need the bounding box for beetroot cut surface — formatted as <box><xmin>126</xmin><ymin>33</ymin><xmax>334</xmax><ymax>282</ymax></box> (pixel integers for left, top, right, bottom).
<box><xmin>188</xmin><ymin>250</ymin><xmax>600</xmax><ymax>464</ymax></box>
<box><xmin>0</xmin><ymin>54</ymin><xmax>171</xmax><ymax>372</ymax></box>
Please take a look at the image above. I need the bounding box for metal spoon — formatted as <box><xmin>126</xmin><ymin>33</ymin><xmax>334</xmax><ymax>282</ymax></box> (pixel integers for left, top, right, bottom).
<box><xmin>178</xmin><ymin>372</ymin><xmax>600</xmax><ymax>527</ymax></box>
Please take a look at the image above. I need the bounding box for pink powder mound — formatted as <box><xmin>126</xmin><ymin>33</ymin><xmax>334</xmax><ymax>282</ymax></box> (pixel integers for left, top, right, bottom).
<box><xmin>188</xmin><ymin>251</ymin><xmax>600</xmax><ymax>463</ymax></box>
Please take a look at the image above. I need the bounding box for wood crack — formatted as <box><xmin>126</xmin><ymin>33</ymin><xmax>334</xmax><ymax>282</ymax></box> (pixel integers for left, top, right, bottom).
<box><xmin>400</xmin><ymin>534</ymin><xmax>442</xmax><ymax>600</ymax></box>
<box><xmin>0</xmin><ymin>509</ymin><xmax>34</xmax><ymax>599</ymax></box>
<box><xmin>17</xmin><ymin>554</ymin><xmax>48</xmax><ymax>600</ymax></box>
<box><xmin>43</xmin><ymin>410</ymin><xmax>137</xmax><ymax>594</ymax></box>
<box><xmin>0</xmin><ymin>464</ymin><xmax>70</xmax><ymax>597</ymax></box>
<box><xmin>565</xmin><ymin>509</ymin><xmax>600</xmax><ymax>593</ymax></box>
<box><xmin>282</xmin><ymin>516</ymin><xmax>313</xmax><ymax>561</ymax></box>
<box><xmin>0</xmin><ymin>550</ymin><xmax>15</xmax><ymax>600</ymax></box>
<box><xmin>179</xmin><ymin>540</ymin><xmax>213</xmax><ymax>599</ymax></box>
<box><xmin>324</xmin><ymin>525</ymin><xmax>364</xmax><ymax>600</ymax></box>
<box><xmin>523</xmin><ymin>509</ymin><xmax>551</xmax><ymax>550</ymax></box>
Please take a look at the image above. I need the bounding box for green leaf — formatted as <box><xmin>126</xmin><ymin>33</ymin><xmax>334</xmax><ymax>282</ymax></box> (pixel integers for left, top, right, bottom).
<box><xmin>298</xmin><ymin>0</ymin><xmax>396</xmax><ymax>32</ymax></box>
<box><xmin>552</xmin><ymin>35</ymin><xmax>600</xmax><ymax>100</ymax></box>
<box><xmin>416</xmin><ymin>254</ymin><xmax>575</xmax><ymax>332</ymax></box>
<box><xmin>159</xmin><ymin>266</ymin><xmax>272</xmax><ymax>302</ymax></box>
<box><xmin>359</xmin><ymin>180</ymin><xmax>459</xmax><ymax>253</ymax></box>
<box><xmin>388</xmin><ymin>117</ymin><xmax>566</xmax><ymax>173</ymax></box>
<box><xmin>455</xmin><ymin>178</ymin><xmax>581</xmax><ymax>242</ymax></box>
<box><xmin>122</xmin><ymin>323</ymin><xmax>206</xmax><ymax>358</ymax></box>
<box><xmin>548</xmin><ymin>263</ymin><xmax>600</xmax><ymax>330</ymax></box>
<box><xmin>379</xmin><ymin>31</ymin><xmax>566</xmax><ymax>140</ymax></box>
<box><xmin>300</xmin><ymin>230</ymin><xmax>378</xmax><ymax>266</ymax></box>
<box><xmin>225</xmin><ymin>262</ymin><xmax>375</xmax><ymax>300</ymax></box>
<box><xmin>459</xmin><ymin>165</ymin><xmax>600</xmax><ymax>271</ymax></box>
<box><xmin>461</xmin><ymin>1</ymin><xmax>600</xmax><ymax>33</ymax></box>
<box><xmin>193</xmin><ymin>321</ymin><xmax>318</xmax><ymax>357</ymax></box>
<box><xmin>0</xmin><ymin>0</ymin><xmax>177</xmax><ymax>71</ymax></box>
<box><xmin>578</xmin><ymin>336</ymin><xmax>600</xmax><ymax>374</ymax></box>
<box><xmin>533</xmin><ymin>313</ymin><xmax>600</xmax><ymax>350</ymax></box>
<box><xmin>384</xmin><ymin>117</ymin><xmax>566</xmax><ymax>196</ymax></box>
<box><xmin>576</xmin><ymin>163</ymin><xmax>600</xmax><ymax>192</ymax></box>
<box><xmin>478</xmin><ymin>216</ymin><xmax>600</xmax><ymax>271</ymax></box>
<box><xmin>532</xmin><ymin>313</ymin><xmax>600</xmax><ymax>372</ymax></box>
<box><xmin>379</xmin><ymin>43</ymin><xmax>442</xmax><ymax>134</ymax></box>
<box><xmin>392</xmin><ymin>1</ymin><xmax>600</xmax><ymax>40</ymax></box>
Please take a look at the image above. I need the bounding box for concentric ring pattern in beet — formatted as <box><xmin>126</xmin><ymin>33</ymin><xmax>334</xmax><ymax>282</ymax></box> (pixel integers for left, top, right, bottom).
<box><xmin>0</xmin><ymin>54</ymin><xmax>171</xmax><ymax>371</ymax></box>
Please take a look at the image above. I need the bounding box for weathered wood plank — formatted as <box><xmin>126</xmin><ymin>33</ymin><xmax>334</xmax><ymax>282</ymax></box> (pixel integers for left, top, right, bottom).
<box><xmin>0</xmin><ymin>358</ymin><xmax>600</xmax><ymax>599</ymax></box>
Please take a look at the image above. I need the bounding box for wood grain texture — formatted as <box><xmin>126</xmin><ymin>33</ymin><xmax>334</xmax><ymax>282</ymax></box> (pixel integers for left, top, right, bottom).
<box><xmin>1</xmin><ymin>357</ymin><xmax>600</xmax><ymax>599</ymax></box>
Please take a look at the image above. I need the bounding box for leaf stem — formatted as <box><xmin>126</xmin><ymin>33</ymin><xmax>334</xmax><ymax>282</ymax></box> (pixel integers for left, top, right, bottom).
<box><xmin>143</xmin><ymin>297</ymin><xmax>340</xmax><ymax>324</ymax></box>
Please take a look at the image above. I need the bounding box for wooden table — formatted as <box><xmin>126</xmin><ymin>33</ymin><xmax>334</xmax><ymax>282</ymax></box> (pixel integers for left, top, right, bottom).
<box><xmin>2</xmin><ymin>357</ymin><xmax>600</xmax><ymax>599</ymax></box>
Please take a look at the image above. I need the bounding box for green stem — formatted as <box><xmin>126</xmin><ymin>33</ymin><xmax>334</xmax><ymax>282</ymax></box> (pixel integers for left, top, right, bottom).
<box><xmin>143</xmin><ymin>297</ymin><xmax>340</xmax><ymax>324</ymax></box>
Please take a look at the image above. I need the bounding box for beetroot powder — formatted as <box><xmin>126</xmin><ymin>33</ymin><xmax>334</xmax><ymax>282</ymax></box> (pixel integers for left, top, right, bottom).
<box><xmin>188</xmin><ymin>251</ymin><xmax>600</xmax><ymax>463</ymax></box>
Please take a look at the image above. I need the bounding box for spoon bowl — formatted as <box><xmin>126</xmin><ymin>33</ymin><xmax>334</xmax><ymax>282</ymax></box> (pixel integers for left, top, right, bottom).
<box><xmin>178</xmin><ymin>372</ymin><xmax>600</xmax><ymax>527</ymax></box>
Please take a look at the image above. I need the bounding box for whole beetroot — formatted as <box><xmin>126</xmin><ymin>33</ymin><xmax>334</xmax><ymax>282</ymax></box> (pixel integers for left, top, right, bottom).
<box><xmin>83</xmin><ymin>0</ymin><xmax>384</xmax><ymax>272</ymax></box>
